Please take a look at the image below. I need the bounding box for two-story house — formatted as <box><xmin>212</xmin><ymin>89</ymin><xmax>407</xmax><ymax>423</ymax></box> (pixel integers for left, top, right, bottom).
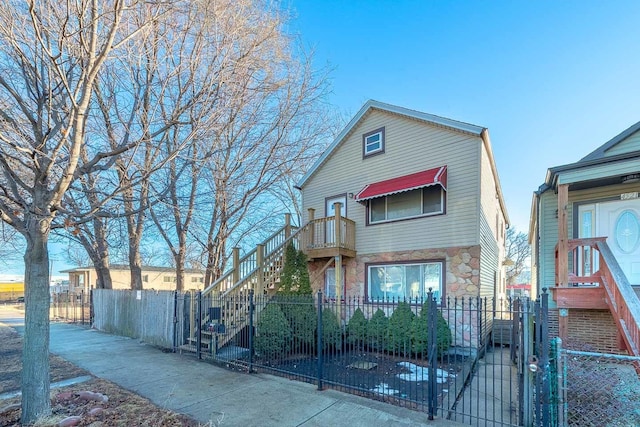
<box><xmin>530</xmin><ymin>121</ymin><xmax>640</xmax><ymax>354</ymax></box>
<box><xmin>296</xmin><ymin>100</ymin><xmax>509</xmax><ymax>313</ymax></box>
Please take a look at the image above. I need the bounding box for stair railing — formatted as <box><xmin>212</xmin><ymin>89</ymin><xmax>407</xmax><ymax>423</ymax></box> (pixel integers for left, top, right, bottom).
<box><xmin>595</xmin><ymin>240</ymin><xmax>640</xmax><ymax>358</ymax></box>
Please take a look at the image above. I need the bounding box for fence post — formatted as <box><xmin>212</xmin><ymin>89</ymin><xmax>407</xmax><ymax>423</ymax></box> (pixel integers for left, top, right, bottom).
<box><xmin>89</xmin><ymin>289</ymin><xmax>94</xmax><ymax>326</ymax></box>
<box><xmin>172</xmin><ymin>291</ymin><xmax>178</xmax><ymax>352</ymax></box>
<box><xmin>196</xmin><ymin>291</ymin><xmax>202</xmax><ymax>360</ymax></box>
<box><xmin>522</xmin><ymin>298</ymin><xmax>533</xmax><ymax>427</ymax></box>
<box><xmin>558</xmin><ymin>339</ymin><xmax>567</xmax><ymax>427</ymax></box>
<box><xmin>552</xmin><ymin>337</ymin><xmax>566</xmax><ymax>427</ymax></box>
<box><xmin>249</xmin><ymin>289</ymin><xmax>254</xmax><ymax>373</ymax></box>
<box><xmin>317</xmin><ymin>290</ymin><xmax>323</xmax><ymax>390</ymax></box>
<box><xmin>80</xmin><ymin>290</ymin><xmax>84</xmax><ymax>325</ymax></box>
<box><xmin>539</xmin><ymin>289</ymin><xmax>551</xmax><ymax>427</ymax></box>
<box><xmin>427</xmin><ymin>288</ymin><xmax>437</xmax><ymax>420</ymax></box>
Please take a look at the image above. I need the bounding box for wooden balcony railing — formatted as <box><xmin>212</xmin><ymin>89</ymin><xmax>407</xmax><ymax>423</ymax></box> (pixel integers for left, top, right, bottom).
<box><xmin>553</xmin><ymin>238</ymin><xmax>640</xmax><ymax>358</ymax></box>
<box><xmin>299</xmin><ymin>216</ymin><xmax>356</xmax><ymax>258</ymax></box>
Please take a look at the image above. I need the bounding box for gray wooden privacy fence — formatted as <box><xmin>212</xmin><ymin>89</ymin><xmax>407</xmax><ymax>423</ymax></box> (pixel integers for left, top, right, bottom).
<box><xmin>92</xmin><ymin>289</ymin><xmax>179</xmax><ymax>348</ymax></box>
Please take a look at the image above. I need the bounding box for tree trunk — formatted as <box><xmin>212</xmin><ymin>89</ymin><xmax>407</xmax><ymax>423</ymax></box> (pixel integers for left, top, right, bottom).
<box><xmin>21</xmin><ymin>220</ymin><xmax>51</xmax><ymax>423</ymax></box>
<box><xmin>130</xmin><ymin>260</ymin><xmax>143</xmax><ymax>290</ymax></box>
<box><xmin>93</xmin><ymin>218</ymin><xmax>112</xmax><ymax>289</ymax></box>
<box><xmin>92</xmin><ymin>256</ymin><xmax>112</xmax><ymax>290</ymax></box>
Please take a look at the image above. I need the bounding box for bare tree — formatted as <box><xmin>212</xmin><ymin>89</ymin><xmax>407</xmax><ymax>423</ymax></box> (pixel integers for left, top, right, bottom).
<box><xmin>505</xmin><ymin>227</ymin><xmax>532</xmax><ymax>285</ymax></box>
<box><xmin>149</xmin><ymin>1</ymin><xmax>332</xmax><ymax>288</ymax></box>
<box><xmin>0</xmin><ymin>1</ymin><xmax>171</xmax><ymax>421</ymax></box>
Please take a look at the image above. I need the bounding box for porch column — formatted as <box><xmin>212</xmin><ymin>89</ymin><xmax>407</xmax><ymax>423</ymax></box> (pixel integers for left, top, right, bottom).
<box><xmin>307</xmin><ymin>208</ymin><xmax>315</xmax><ymax>247</ymax></box>
<box><xmin>232</xmin><ymin>247</ymin><xmax>240</xmax><ymax>285</ymax></box>
<box><xmin>284</xmin><ymin>213</ymin><xmax>291</xmax><ymax>239</ymax></box>
<box><xmin>558</xmin><ymin>308</ymin><xmax>568</xmax><ymax>341</ymax></box>
<box><xmin>333</xmin><ymin>202</ymin><xmax>342</xmax><ymax>247</ymax></box>
<box><xmin>557</xmin><ymin>184</ymin><xmax>569</xmax><ymax>287</ymax></box>
<box><xmin>335</xmin><ymin>254</ymin><xmax>342</xmax><ymax>320</ymax></box>
<box><xmin>256</xmin><ymin>244</ymin><xmax>265</xmax><ymax>294</ymax></box>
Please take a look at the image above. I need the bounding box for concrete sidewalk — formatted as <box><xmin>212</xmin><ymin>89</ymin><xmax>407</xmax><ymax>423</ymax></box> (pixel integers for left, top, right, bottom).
<box><xmin>0</xmin><ymin>307</ymin><xmax>466</xmax><ymax>427</ymax></box>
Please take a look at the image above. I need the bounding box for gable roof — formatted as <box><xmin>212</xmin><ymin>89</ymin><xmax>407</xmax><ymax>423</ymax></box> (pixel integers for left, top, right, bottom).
<box><xmin>579</xmin><ymin>120</ymin><xmax>640</xmax><ymax>162</ymax></box>
<box><xmin>297</xmin><ymin>99</ymin><xmax>509</xmax><ymax>225</ymax></box>
<box><xmin>297</xmin><ymin>100</ymin><xmax>485</xmax><ymax>188</ymax></box>
<box><xmin>542</xmin><ymin>120</ymin><xmax>640</xmax><ymax>189</ymax></box>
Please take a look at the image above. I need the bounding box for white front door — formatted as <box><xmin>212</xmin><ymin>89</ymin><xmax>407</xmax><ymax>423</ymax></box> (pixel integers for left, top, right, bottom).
<box><xmin>598</xmin><ymin>199</ymin><xmax>640</xmax><ymax>285</ymax></box>
<box><xmin>325</xmin><ymin>195</ymin><xmax>347</xmax><ymax>245</ymax></box>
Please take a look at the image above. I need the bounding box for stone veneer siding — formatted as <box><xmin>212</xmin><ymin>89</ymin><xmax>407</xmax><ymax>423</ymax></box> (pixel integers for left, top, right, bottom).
<box><xmin>308</xmin><ymin>245</ymin><xmax>482</xmax><ymax>300</ymax></box>
<box><xmin>307</xmin><ymin>246</ymin><xmax>484</xmax><ymax>348</ymax></box>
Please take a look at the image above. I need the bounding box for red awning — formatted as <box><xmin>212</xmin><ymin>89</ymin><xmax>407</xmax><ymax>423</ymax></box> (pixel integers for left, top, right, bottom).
<box><xmin>355</xmin><ymin>165</ymin><xmax>447</xmax><ymax>202</ymax></box>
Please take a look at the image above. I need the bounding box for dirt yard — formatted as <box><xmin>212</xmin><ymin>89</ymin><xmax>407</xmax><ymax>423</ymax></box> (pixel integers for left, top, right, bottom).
<box><xmin>0</xmin><ymin>317</ymin><xmax>198</xmax><ymax>426</ymax></box>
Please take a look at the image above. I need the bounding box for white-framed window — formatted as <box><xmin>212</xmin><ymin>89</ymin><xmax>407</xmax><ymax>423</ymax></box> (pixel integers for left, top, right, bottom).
<box><xmin>163</xmin><ymin>276</ymin><xmax>176</xmax><ymax>283</ymax></box>
<box><xmin>142</xmin><ymin>275</ymin><xmax>149</xmax><ymax>283</ymax></box>
<box><xmin>363</xmin><ymin>127</ymin><xmax>385</xmax><ymax>157</ymax></box>
<box><xmin>369</xmin><ymin>186</ymin><xmax>444</xmax><ymax>224</ymax></box>
<box><xmin>367</xmin><ymin>261</ymin><xmax>443</xmax><ymax>302</ymax></box>
<box><xmin>325</xmin><ymin>267</ymin><xmax>346</xmax><ymax>300</ymax></box>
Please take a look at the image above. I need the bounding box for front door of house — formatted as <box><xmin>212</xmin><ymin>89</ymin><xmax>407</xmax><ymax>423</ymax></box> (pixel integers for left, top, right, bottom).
<box><xmin>598</xmin><ymin>198</ymin><xmax>640</xmax><ymax>285</ymax></box>
<box><xmin>325</xmin><ymin>195</ymin><xmax>347</xmax><ymax>245</ymax></box>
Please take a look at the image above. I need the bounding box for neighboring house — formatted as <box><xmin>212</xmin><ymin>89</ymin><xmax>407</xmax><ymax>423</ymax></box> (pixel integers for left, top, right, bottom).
<box><xmin>61</xmin><ymin>265</ymin><xmax>206</xmax><ymax>293</ymax></box>
<box><xmin>297</xmin><ymin>100</ymin><xmax>509</xmax><ymax>319</ymax></box>
<box><xmin>530</xmin><ymin>121</ymin><xmax>640</xmax><ymax>354</ymax></box>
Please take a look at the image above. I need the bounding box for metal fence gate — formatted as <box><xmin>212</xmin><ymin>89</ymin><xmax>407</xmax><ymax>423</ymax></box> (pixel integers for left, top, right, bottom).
<box><xmin>553</xmin><ymin>340</ymin><xmax>640</xmax><ymax>426</ymax></box>
<box><xmin>175</xmin><ymin>289</ymin><xmax>554</xmax><ymax>426</ymax></box>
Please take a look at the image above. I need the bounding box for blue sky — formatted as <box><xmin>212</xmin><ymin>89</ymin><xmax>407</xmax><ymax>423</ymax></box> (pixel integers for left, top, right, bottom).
<box><xmin>287</xmin><ymin>0</ymin><xmax>640</xmax><ymax>231</ymax></box>
<box><xmin>5</xmin><ymin>1</ymin><xmax>640</xmax><ymax>277</ymax></box>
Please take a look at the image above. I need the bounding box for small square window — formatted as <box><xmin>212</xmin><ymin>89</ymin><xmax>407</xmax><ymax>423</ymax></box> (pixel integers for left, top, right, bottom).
<box><xmin>363</xmin><ymin>127</ymin><xmax>385</xmax><ymax>157</ymax></box>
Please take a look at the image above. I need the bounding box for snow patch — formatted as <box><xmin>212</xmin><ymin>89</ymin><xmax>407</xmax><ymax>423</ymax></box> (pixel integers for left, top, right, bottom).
<box><xmin>371</xmin><ymin>383</ymin><xmax>399</xmax><ymax>395</ymax></box>
<box><xmin>396</xmin><ymin>362</ymin><xmax>455</xmax><ymax>384</ymax></box>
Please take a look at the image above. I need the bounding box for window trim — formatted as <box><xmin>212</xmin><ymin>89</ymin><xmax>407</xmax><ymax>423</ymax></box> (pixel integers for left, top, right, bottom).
<box><xmin>324</xmin><ymin>267</ymin><xmax>346</xmax><ymax>302</ymax></box>
<box><xmin>362</xmin><ymin>127</ymin><xmax>385</xmax><ymax>158</ymax></box>
<box><xmin>366</xmin><ymin>186</ymin><xmax>446</xmax><ymax>225</ymax></box>
<box><xmin>364</xmin><ymin>259</ymin><xmax>445</xmax><ymax>304</ymax></box>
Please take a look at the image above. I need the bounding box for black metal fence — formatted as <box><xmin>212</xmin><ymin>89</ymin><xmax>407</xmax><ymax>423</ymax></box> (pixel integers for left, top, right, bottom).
<box><xmin>50</xmin><ymin>290</ymin><xmax>92</xmax><ymax>325</ymax></box>
<box><xmin>178</xmin><ymin>290</ymin><xmax>540</xmax><ymax>425</ymax></box>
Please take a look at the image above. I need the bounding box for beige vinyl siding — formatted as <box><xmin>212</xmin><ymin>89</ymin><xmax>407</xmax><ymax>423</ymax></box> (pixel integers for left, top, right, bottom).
<box><xmin>479</xmin><ymin>211</ymin><xmax>498</xmax><ymax>299</ymax></box>
<box><xmin>302</xmin><ymin>109</ymin><xmax>481</xmax><ymax>253</ymax></box>
<box><xmin>604</xmin><ymin>130</ymin><xmax>640</xmax><ymax>157</ymax></box>
<box><xmin>479</xmin><ymin>140</ymin><xmax>505</xmax><ymax>298</ymax></box>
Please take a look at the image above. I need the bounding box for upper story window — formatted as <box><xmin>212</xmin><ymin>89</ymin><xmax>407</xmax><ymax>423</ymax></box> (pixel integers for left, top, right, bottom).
<box><xmin>363</xmin><ymin>127</ymin><xmax>385</xmax><ymax>157</ymax></box>
<box><xmin>369</xmin><ymin>186</ymin><xmax>445</xmax><ymax>224</ymax></box>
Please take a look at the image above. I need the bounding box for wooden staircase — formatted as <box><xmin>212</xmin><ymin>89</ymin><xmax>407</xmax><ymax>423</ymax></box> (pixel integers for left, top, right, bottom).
<box><xmin>552</xmin><ymin>238</ymin><xmax>640</xmax><ymax>358</ymax></box>
<box><xmin>184</xmin><ymin>215</ymin><xmax>309</xmax><ymax>354</ymax></box>
<box><xmin>182</xmin><ymin>210</ymin><xmax>357</xmax><ymax>356</ymax></box>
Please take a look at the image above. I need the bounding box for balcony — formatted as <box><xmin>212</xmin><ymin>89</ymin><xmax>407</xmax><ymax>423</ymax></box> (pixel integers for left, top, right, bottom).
<box><xmin>299</xmin><ymin>214</ymin><xmax>356</xmax><ymax>260</ymax></box>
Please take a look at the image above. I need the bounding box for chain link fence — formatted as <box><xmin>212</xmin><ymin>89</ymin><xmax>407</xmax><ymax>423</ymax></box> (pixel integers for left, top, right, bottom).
<box><xmin>556</xmin><ymin>340</ymin><xmax>640</xmax><ymax>426</ymax></box>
